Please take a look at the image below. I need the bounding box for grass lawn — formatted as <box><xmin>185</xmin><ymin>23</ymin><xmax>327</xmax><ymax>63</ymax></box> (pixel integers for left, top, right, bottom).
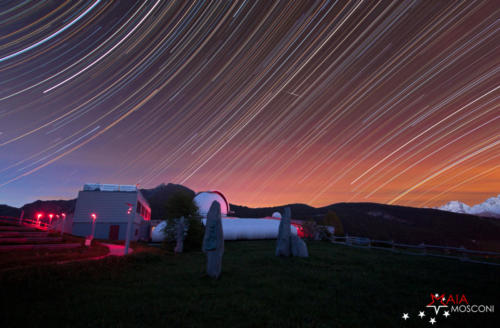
<box><xmin>0</xmin><ymin>234</ymin><xmax>109</xmax><ymax>271</ymax></box>
<box><xmin>0</xmin><ymin>240</ymin><xmax>498</xmax><ymax>327</ymax></box>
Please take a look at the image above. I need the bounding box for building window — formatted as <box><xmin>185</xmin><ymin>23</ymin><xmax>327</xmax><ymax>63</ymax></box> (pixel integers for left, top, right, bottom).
<box><xmin>135</xmin><ymin>201</ymin><xmax>150</xmax><ymax>220</ymax></box>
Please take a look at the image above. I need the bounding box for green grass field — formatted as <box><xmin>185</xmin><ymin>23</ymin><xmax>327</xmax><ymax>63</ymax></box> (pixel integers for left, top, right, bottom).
<box><xmin>0</xmin><ymin>241</ymin><xmax>498</xmax><ymax>327</ymax></box>
<box><xmin>0</xmin><ymin>234</ymin><xmax>109</xmax><ymax>271</ymax></box>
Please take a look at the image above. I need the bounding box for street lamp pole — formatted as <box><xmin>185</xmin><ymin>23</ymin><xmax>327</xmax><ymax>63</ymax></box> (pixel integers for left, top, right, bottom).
<box><xmin>124</xmin><ymin>203</ymin><xmax>133</xmax><ymax>255</ymax></box>
<box><xmin>18</xmin><ymin>210</ymin><xmax>24</xmax><ymax>225</ymax></box>
<box><xmin>90</xmin><ymin>213</ymin><xmax>97</xmax><ymax>240</ymax></box>
<box><xmin>60</xmin><ymin>213</ymin><xmax>66</xmax><ymax>236</ymax></box>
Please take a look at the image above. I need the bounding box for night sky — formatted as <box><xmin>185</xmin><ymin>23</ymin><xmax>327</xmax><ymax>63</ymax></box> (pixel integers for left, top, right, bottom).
<box><xmin>0</xmin><ymin>1</ymin><xmax>498</xmax><ymax>208</ymax></box>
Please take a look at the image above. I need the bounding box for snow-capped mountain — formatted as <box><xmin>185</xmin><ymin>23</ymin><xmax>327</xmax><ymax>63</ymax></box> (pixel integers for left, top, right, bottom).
<box><xmin>437</xmin><ymin>195</ymin><xmax>500</xmax><ymax>218</ymax></box>
<box><xmin>438</xmin><ymin>200</ymin><xmax>471</xmax><ymax>214</ymax></box>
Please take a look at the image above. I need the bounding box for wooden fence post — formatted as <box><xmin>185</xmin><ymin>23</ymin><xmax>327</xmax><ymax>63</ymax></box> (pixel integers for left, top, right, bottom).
<box><xmin>420</xmin><ymin>243</ymin><xmax>426</xmax><ymax>255</ymax></box>
<box><xmin>460</xmin><ymin>246</ymin><xmax>468</xmax><ymax>261</ymax></box>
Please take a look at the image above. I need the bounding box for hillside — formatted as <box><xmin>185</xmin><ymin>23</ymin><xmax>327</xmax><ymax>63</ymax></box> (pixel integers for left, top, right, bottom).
<box><xmin>0</xmin><ymin>204</ymin><xmax>21</xmax><ymax>218</ymax></box>
<box><xmin>230</xmin><ymin>203</ymin><xmax>317</xmax><ymax>218</ymax></box>
<box><xmin>20</xmin><ymin>199</ymin><xmax>76</xmax><ymax>220</ymax></box>
<box><xmin>231</xmin><ymin>202</ymin><xmax>500</xmax><ymax>251</ymax></box>
<box><xmin>140</xmin><ymin>183</ymin><xmax>195</xmax><ymax>220</ymax></box>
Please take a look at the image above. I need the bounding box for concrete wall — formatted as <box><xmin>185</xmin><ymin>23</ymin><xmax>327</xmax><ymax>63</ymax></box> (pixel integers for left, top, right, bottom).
<box><xmin>73</xmin><ymin>190</ymin><xmax>140</xmax><ymax>224</ymax></box>
<box><xmin>72</xmin><ymin>221</ymin><xmax>148</xmax><ymax>241</ymax></box>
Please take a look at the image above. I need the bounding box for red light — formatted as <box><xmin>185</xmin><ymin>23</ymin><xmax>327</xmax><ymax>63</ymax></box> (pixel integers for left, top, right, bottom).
<box><xmin>292</xmin><ymin>223</ymin><xmax>305</xmax><ymax>238</ymax></box>
<box><xmin>49</xmin><ymin>214</ymin><xmax>54</xmax><ymax>219</ymax></box>
<box><xmin>91</xmin><ymin>213</ymin><xmax>97</xmax><ymax>221</ymax></box>
<box><xmin>36</xmin><ymin>213</ymin><xmax>43</xmax><ymax>219</ymax></box>
<box><xmin>62</xmin><ymin>213</ymin><xmax>66</xmax><ymax>218</ymax></box>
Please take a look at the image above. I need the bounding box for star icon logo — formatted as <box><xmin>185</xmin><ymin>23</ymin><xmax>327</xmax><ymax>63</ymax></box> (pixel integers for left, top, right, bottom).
<box><xmin>430</xmin><ymin>317</ymin><xmax>436</xmax><ymax>325</ymax></box>
<box><xmin>418</xmin><ymin>311</ymin><xmax>426</xmax><ymax>318</ymax></box>
<box><xmin>443</xmin><ymin>310</ymin><xmax>450</xmax><ymax>318</ymax></box>
<box><xmin>402</xmin><ymin>313</ymin><xmax>409</xmax><ymax>320</ymax></box>
<box><xmin>427</xmin><ymin>293</ymin><xmax>448</xmax><ymax>315</ymax></box>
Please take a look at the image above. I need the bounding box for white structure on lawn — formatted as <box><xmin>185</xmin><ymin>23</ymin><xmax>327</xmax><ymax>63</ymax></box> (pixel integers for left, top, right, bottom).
<box><xmin>194</xmin><ymin>191</ymin><xmax>230</xmax><ymax>216</ymax></box>
<box><xmin>72</xmin><ymin>183</ymin><xmax>151</xmax><ymax>241</ymax></box>
<box><xmin>151</xmin><ymin>190</ymin><xmax>298</xmax><ymax>242</ymax></box>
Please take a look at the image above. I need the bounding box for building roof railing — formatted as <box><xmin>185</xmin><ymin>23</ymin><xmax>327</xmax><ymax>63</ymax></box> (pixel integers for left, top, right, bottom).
<box><xmin>83</xmin><ymin>183</ymin><xmax>138</xmax><ymax>192</ymax></box>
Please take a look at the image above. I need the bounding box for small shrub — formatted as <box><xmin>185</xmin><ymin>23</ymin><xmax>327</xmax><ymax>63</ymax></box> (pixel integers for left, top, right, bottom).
<box><xmin>161</xmin><ymin>191</ymin><xmax>204</xmax><ymax>252</ymax></box>
<box><xmin>161</xmin><ymin>217</ymin><xmax>205</xmax><ymax>252</ymax></box>
<box><xmin>165</xmin><ymin>190</ymin><xmax>198</xmax><ymax>220</ymax></box>
<box><xmin>317</xmin><ymin>225</ymin><xmax>334</xmax><ymax>241</ymax></box>
<box><xmin>302</xmin><ymin>219</ymin><xmax>334</xmax><ymax>242</ymax></box>
<box><xmin>184</xmin><ymin>217</ymin><xmax>205</xmax><ymax>251</ymax></box>
<box><xmin>161</xmin><ymin>218</ymin><xmax>180</xmax><ymax>251</ymax></box>
<box><xmin>322</xmin><ymin>211</ymin><xmax>344</xmax><ymax>236</ymax></box>
<box><xmin>302</xmin><ymin>220</ymin><xmax>319</xmax><ymax>241</ymax></box>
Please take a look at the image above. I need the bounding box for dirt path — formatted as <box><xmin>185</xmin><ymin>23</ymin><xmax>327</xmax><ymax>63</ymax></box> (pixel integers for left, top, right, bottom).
<box><xmin>56</xmin><ymin>243</ymin><xmax>133</xmax><ymax>264</ymax></box>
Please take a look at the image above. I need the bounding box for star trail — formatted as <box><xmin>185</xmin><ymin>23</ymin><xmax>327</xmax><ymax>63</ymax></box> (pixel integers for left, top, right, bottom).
<box><xmin>0</xmin><ymin>1</ymin><xmax>498</xmax><ymax>208</ymax></box>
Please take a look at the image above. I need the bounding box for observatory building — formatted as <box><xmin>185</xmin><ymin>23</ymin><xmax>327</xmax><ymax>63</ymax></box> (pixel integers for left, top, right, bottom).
<box><xmin>152</xmin><ymin>190</ymin><xmax>301</xmax><ymax>242</ymax></box>
<box><xmin>194</xmin><ymin>191</ymin><xmax>230</xmax><ymax>217</ymax></box>
<box><xmin>72</xmin><ymin>183</ymin><xmax>151</xmax><ymax>241</ymax></box>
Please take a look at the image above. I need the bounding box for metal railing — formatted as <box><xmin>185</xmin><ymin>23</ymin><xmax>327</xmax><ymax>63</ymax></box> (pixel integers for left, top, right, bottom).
<box><xmin>0</xmin><ymin>216</ymin><xmax>56</xmax><ymax>231</ymax></box>
<box><xmin>330</xmin><ymin>234</ymin><xmax>500</xmax><ymax>266</ymax></box>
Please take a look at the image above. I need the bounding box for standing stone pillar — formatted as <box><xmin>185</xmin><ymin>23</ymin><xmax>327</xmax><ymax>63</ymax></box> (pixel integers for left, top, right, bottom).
<box><xmin>174</xmin><ymin>216</ymin><xmax>185</xmax><ymax>253</ymax></box>
<box><xmin>275</xmin><ymin>207</ymin><xmax>291</xmax><ymax>256</ymax></box>
<box><xmin>202</xmin><ymin>201</ymin><xmax>224</xmax><ymax>278</ymax></box>
<box><xmin>290</xmin><ymin>235</ymin><xmax>309</xmax><ymax>257</ymax></box>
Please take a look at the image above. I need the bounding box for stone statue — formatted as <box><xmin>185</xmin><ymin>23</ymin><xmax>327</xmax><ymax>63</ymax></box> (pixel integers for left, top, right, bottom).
<box><xmin>275</xmin><ymin>207</ymin><xmax>309</xmax><ymax>258</ymax></box>
<box><xmin>290</xmin><ymin>234</ymin><xmax>309</xmax><ymax>257</ymax></box>
<box><xmin>174</xmin><ymin>216</ymin><xmax>185</xmax><ymax>253</ymax></box>
<box><xmin>275</xmin><ymin>207</ymin><xmax>291</xmax><ymax>256</ymax></box>
<box><xmin>202</xmin><ymin>201</ymin><xmax>224</xmax><ymax>278</ymax></box>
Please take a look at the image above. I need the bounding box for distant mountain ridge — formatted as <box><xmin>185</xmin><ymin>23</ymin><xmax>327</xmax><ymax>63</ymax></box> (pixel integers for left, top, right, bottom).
<box><xmin>437</xmin><ymin>194</ymin><xmax>500</xmax><ymax>219</ymax></box>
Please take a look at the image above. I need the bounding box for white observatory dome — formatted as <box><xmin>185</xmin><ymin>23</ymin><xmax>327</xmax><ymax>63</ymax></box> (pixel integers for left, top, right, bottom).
<box><xmin>271</xmin><ymin>211</ymin><xmax>282</xmax><ymax>218</ymax></box>
<box><xmin>194</xmin><ymin>191</ymin><xmax>229</xmax><ymax>217</ymax></box>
